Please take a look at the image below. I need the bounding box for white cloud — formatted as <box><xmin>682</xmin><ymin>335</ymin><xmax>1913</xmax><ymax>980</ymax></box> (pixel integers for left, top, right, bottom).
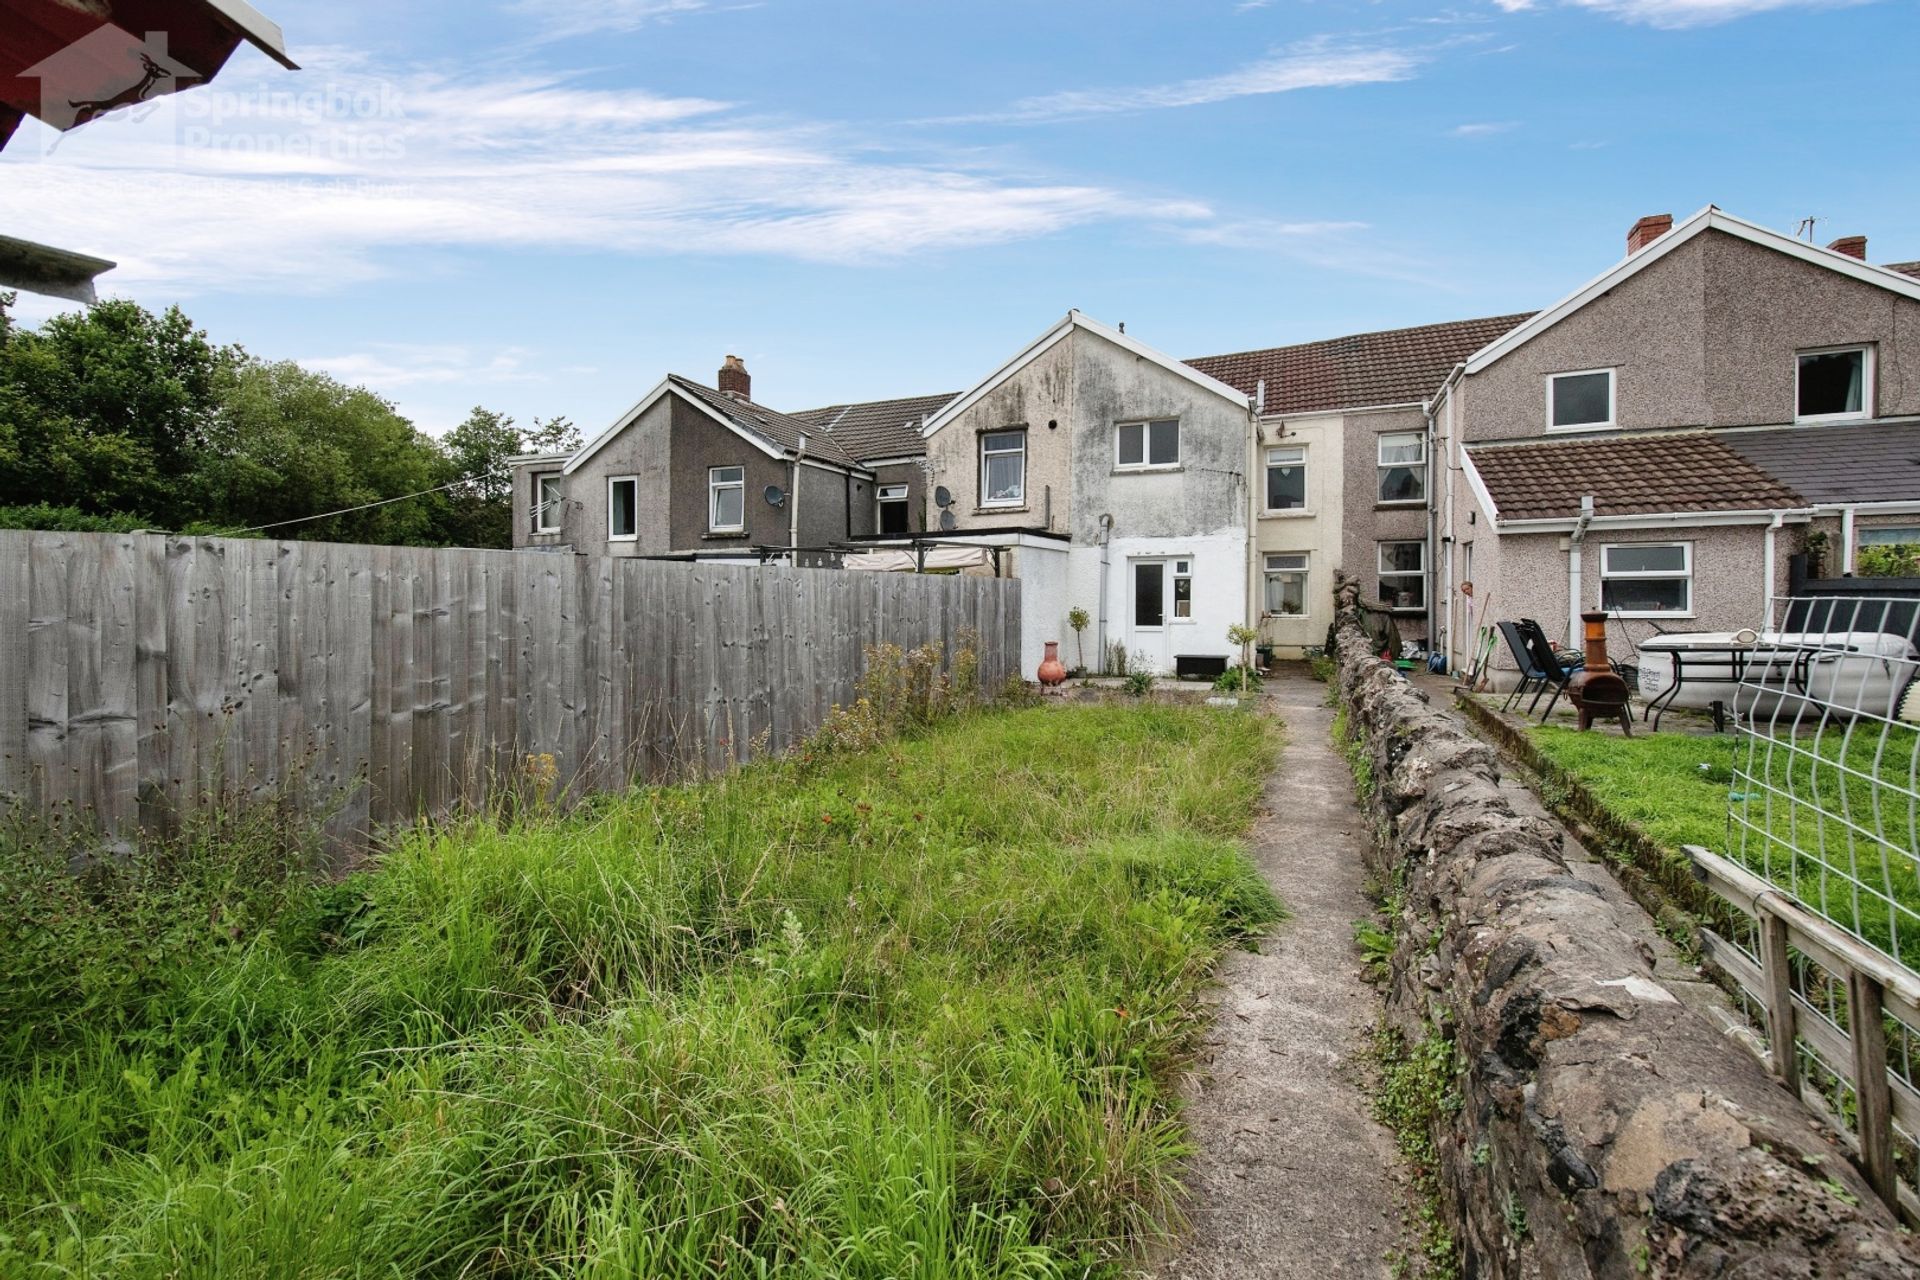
<box><xmin>926</xmin><ymin>38</ymin><xmax>1422</xmax><ymax>125</ymax></box>
<box><xmin>1170</xmin><ymin>217</ymin><xmax>1453</xmax><ymax>287</ymax></box>
<box><xmin>506</xmin><ymin>0</ymin><xmax>723</xmax><ymax>41</ymax></box>
<box><xmin>1492</xmin><ymin>0</ymin><xmax>1870</xmax><ymax>27</ymax></box>
<box><xmin>1451</xmin><ymin>120</ymin><xmax>1517</xmax><ymax>136</ymax></box>
<box><xmin>0</xmin><ymin>46</ymin><xmax>1203</xmax><ymax>294</ymax></box>
<box><xmin>301</xmin><ymin>343</ymin><xmax>542</xmax><ymax>390</ymax></box>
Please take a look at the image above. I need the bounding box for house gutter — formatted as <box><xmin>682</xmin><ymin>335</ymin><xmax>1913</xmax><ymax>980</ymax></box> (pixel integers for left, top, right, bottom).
<box><xmin>1246</xmin><ymin>395</ymin><xmax>1261</xmax><ymax>640</ymax></box>
<box><xmin>1098</xmin><ymin>513</ymin><xmax>1114</xmax><ymax>669</ymax></box>
<box><xmin>790</xmin><ymin>433</ymin><xmax>807</xmax><ymax>559</ymax></box>
<box><xmin>1567</xmin><ymin>494</ymin><xmax>1594</xmax><ymax>645</ymax></box>
<box><xmin>1762</xmin><ymin>509</ymin><xmax>1786</xmax><ymax>612</ymax></box>
<box><xmin>1427</xmin><ymin>362</ymin><xmax>1467</xmax><ymax>671</ymax></box>
<box><xmin>1841</xmin><ymin>505</ymin><xmax>1857</xmax><ymax>576</ymax></box>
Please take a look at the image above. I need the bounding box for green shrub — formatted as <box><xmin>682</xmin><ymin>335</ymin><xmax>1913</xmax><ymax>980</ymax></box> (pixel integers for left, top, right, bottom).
<box><xmin>1213</xmin><ymin>664</ymin><xmax>1262</xmax><ymax>694</ymax></box>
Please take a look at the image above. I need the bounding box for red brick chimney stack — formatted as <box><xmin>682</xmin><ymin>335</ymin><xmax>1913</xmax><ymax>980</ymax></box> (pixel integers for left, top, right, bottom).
<box><xmin>1626</xmin><ymin>213</ymin><xmax>1674</xmax><ymax>255</ymax></box>
<box><xmin>718</xmin><ymin>354</ymin><xmax>751</xmax><ymax>400</ymax></box>
<box><xmin>1827</xmin><ymin>235</ymin><xmax>1867</xmax><ymax>260</ymax></box>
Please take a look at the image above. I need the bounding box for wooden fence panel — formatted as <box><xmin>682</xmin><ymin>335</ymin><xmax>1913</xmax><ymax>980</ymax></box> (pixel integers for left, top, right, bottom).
<box><xmin>0</xmin><ymin>532</ymin><xmax>1020</xmax><ymax>853</ymax></box>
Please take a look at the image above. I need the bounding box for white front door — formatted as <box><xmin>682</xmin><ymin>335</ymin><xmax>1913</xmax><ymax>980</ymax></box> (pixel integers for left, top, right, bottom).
<box><xmin>1127</xmin><ymin>557</ymin><xmax>1190</xmax><ymax>674</ymax></box>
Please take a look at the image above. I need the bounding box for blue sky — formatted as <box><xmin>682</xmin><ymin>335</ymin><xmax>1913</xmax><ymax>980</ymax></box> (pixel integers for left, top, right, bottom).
<box><xmin>2</xmin><ymin>0</ymin><xmax>1914</xmax><ymax>436</ymax></box>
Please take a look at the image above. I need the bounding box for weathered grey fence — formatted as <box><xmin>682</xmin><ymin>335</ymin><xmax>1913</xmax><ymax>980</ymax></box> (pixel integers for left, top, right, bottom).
<box><xmin>0</xmin><ymin>531</ymin><xmax>1021</xmax><ymax>850</ymax></box>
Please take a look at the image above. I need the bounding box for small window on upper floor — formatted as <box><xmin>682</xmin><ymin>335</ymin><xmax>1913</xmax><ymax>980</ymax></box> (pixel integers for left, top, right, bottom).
<box><xmin>608</xmin><ymin>476</ymin><xmax>638</xmax><ymax>541</ymax></box>
<box><xmin>1548</xmin><ymin>369</ymin><xmax>1615</xmax><ymax>431</ymax></box>
<box><xmin>1797</xmin><ymin>346</ymin><xmax>1872</xmax><ymax>422</ymax></box>
<box><xmin>877</xmin><ymin>484</ymin><xmax>910</xmax><ymax>535</ymax></box>
<box><xmin>534</xmin><ymin>474</ymin><xmax>564</xmax><ymax>534</ymax></box>
<box><xmin>709</xmin><ymin>466</ymin><xmax>746</xmax><ymax>532</ymax></box>
<box><xmin>981</xmin><ymin>430</ymin><xmax>1027</xmax><ymax>507</ymax></box>
<box><xmin>1116</xmin><ymin>418</ymin><xmax>1180</xmax><ymax>469</ymax></box>
<box><xmin>1377</xmin><ymin>433</ymin><xmax>1426</xmax><ymax>504</ymax></box>
<box><xmin>1266</xmin><ymin>446</ymin><xmax>1306</xmax><ymax>511</ymax></box>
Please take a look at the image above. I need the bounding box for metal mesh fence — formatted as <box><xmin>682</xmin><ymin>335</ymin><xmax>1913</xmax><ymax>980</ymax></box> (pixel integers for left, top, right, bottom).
<box><xmin>1728</xmin><ymin>596</ymin><xmax>1920</xmax><ymax>975</ymax></box>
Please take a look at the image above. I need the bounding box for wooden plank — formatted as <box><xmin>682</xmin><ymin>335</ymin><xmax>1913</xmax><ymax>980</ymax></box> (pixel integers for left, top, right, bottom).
<box><xmin>0</xmin><ymin>533</ymin><xmax>30</xmax><ymax>804</ymax></box>
<box><xmin>27</xmin><ymin>534</ymin><xmax>73</xmax><ymax>817</ymax></box>
<box><xmin>92</xmin><ymin>535</ymin><xmax>139</xmax><ymax>839</ymax></box>
<box><xmin>62</xmin><ymin>535</ymin><xmax>107</xmax><ymax>836</ymax></box>
<box><xmin>1759</xmin><ymin>912</ymin><xmax>1801</xmax><ymax>1093</ymax></box>
<box><xmin>1849</xmin><ymin>971</ymin><xmax>1897</xmax><ymax>1212</ymax></box>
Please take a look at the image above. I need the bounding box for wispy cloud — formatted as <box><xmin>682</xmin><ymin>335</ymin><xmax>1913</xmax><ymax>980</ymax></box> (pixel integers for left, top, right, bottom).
<box><xmin>506</xmin><ymin>0</ymin><xmax>723</xmax><ymax>41</ymax></box>
<box><xmin>1170</xmin><ymin>217</ymin><xmax>1454</xmax><ymax>287</ymax></box>
<box><xmin>1491</xmin><ymin>0</ymin><xmax>1870</xmax><ymax>27</ymax></box>
<box><xmin>0</xmin><ymin>46</ymin><xmax>1210</xmax><ymax>294</ymax></box>
<box><xmin>302</xmin><ymin>343</ymin><xmax>542</xmax><ymax>389</ymax></box>
<box><xmin>1451</xmin><ymin>120</ymin><xmax>1517</xmax><ymax>136</ymax></box>
<box><xmin>925</xmin><ymin>37</ymin><xmax>1422</xmax><ymax>125</ymax></box>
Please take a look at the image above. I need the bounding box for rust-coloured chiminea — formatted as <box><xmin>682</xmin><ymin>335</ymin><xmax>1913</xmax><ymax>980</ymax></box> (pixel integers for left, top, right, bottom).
<box><xmin>1566</xmin><ymin>611</ymin><xmax>1633</xmax><ymax>735</ymax></box>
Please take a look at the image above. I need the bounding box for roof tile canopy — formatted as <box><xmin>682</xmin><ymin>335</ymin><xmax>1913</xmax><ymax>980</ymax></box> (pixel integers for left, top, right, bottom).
<box><xmin>671</xmin><ymin>375</ymin><xmax>863</xmax><ymax>469</ymax></box>
<box><xmin>791</xmin><ymin>391</ymin><xmax>956</xmax><ymax>462</ymax></box>
<box><xmin>1468</xmin><ymin>432</ymin><xmax>1805</xmax><ymax>522</ymax></box>
<box><xmin>1722</xmin><ymin>422</ymin><xmax>1920</xmax><ymax>505</ymax></box>
<box><xmin>1185</xmin><ymin>313</ymin><xmax>1534</xmax><ymax>417</ymax></box>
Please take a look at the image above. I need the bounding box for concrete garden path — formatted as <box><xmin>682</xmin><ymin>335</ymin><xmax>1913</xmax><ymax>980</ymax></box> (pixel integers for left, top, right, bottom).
<box><xmin>1148</xmin><ymin>671</ymin><xmax>1415</xmax><ymax>1279</ymax></box>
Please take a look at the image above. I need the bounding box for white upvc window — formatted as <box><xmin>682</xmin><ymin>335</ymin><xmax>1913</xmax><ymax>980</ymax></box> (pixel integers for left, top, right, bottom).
<box><xmin>607</xmin><ymin>476</ymin><xmax>638</xmax><ymax>542</ymax></box>
<box><xmin>1264</xmin><ymin>552</ymin><xmax>1308</xmax><ymax>617</ymax></box>
<box><xmin>708</xmin><ymin>465</ymin><xmax>746</xmax><ymax>532</ymax></box>
<box><xmin>981</xmin><ymin>430</ymin><xmax>1027</xmax><ymax>507</ymax></box>
<box><xmin>1860</xmin><ymin>525</ymin><xmax>1920</xmax><ymax>547</ymax></box>
<box><xmin>534</xmin><ymin>473</ymin><xmax>564</xmax><ymax>534</ymax></box>
<box><xmin>1265</xmin><ymin>446</ymin><xmax>1307</xmax><ymax>512</ymax></box>
<box><xmin>876</xmin><ymin>483</ymin><xmax>910</xmax><ymax>535</ymax></box>
<box><xmin>1600</xmin><ymin>542</ymin><xmax>1693</xmax><ymax>617</ymax></box>
<box><xmin>1547</xmin><ymin>368</ymin><xmax>1616</xmax><ymax>431</ymax></box>
<box><xmin>1795</xmin><ymin>345</ymin><xmax>1873</xmax><ymax>423</ymax></box>
<box><xmin>1377</xmin><ymin>433</ymin><xmax>1426</xmax><ymax>504</ymax></box>
<box><xmin>1378</xmin><ymin>541</ymin><xmax>1427</xmax><ymax>610</ymax></box>
<box><xmin>1172</xmin><ymin>558</ymin><xmax>1193</xmax><ymax>621</ymax></box>
<box><xmin>1116</xmin><ymin>418</ymin><xmax>1180</xmax><ymax>469</ymax></box>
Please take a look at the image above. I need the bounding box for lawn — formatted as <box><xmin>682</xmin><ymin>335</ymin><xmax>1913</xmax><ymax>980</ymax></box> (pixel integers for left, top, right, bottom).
<box><xmin>0</xmin><ymin>703</ymin><xmax>1279</xmax><ymax>1279</ymax></box>
<box><xmin>1528</xmin><ymin>722</ymin><xmax>1920</xmax><ymax>970</ymax></box>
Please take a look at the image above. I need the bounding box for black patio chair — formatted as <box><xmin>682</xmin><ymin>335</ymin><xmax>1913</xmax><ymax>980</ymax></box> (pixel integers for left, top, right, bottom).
<box><xmin>1497</xmin><ymin>621</ymin><xmax>1552</xmax><ymax>713</ymax></box>
<box><xmin>1517</xmin><ymin>619</ymin><xmax>1581</xmax><ymax>720</ymax></box>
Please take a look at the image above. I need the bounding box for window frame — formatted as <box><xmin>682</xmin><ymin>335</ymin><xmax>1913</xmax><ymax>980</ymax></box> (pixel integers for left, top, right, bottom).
<box><xmin>1115</xmin><ymin>417</ymin><xmax>1181</xmax><ymax>471</ymax></box>
<box><xmin>607</xmin><ymin>475</ymin><xmax>638</xmax><ymax>543</ymax></box>
<box><xmin>1859</xmin><ymin>525</ymin><xmax>1920</xmax><ymax>548</ymax></box>
<box><xmin>876</xmin><ymin>483</ymin><xmax>910</xmax><ymax>535</ymax></box>
<box><xmin>1794</xmin><ymin>344</ymin><xmax>1874</xmax><ymax>424</ymax></box>
<box><xmin>979</xmin><ymin>429</ymin><xmax>1027</xmax><ymax>508</ymax></box>
<box><xmin>1264</xmin><ymin>445</ymin><xmax>1308</xmax><ymax>513</ymax></box>
<box><xmin>708</xmin><ymin>465</ymin><xmax>747</xmax><ymax>534</ymax></box>
<box><xmin>1376</xmin><ymin>432</ymin><xmax>1427</xmax><ymax>506</ymax></box>
<box><xmin>1599</xmin><ymin>541</ymin><xmax>1694</xmax><ymax>619</ymax></box>
<box><xmin>1545</xmin><ymin>367</ymin><xmax>1617</xmax><ymax>433</ymax></box>
<box><xmin>1171</xmin><ymin>558</ymin><xmax>1193</xmax><ymax>623</ymax></box>
<box><xmin>534</xmin><ymin>473</ymin><xmax>564</xmax><ymax>535</ymax></box>
<box><xmin>1376</xmin><ymin>541</ymin><xmax>1428</xmax><ymax>612</ymax></box>
<box><xmin>1263</xmin><ymin>552</ymin><xmax>1309</xmax><ymax>618</ymax></box>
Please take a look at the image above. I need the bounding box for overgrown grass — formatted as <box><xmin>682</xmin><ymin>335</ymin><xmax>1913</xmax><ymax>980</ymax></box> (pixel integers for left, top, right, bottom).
<box><xmin>0</xmin><ymin>704</ymin><xmax>1279</xmax><ymax>1278</ymax></box>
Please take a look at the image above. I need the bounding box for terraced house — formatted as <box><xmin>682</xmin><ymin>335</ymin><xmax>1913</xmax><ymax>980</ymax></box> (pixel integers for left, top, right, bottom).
<box><xmin>511</xmin><ymin>205</ymin><xmax>1920</xmax><ymax>681</ymax></box>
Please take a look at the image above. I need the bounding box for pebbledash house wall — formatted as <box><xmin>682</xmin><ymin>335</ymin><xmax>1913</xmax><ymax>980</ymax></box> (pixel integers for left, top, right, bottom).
<box><xmin>1343</xmin><ymin>405</ymin><xmax>1432</xmax><ymax>642</ymax></box>
<box><xmin>1441</xmin><ymin>228</ymin><xmax>1920</xmax><ymax>672</ymax></box>
<box><xmin>924</xmin><ymin>324</ymin><xmax>1251</xmax><ymax>674</ymax></box>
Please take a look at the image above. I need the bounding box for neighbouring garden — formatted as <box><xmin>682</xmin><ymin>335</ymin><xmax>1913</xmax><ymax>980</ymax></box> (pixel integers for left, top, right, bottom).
<box><xmin>0</xmin><ymin>701</ymin><xmax>1279</xmax><ymax>1278</ymax></box>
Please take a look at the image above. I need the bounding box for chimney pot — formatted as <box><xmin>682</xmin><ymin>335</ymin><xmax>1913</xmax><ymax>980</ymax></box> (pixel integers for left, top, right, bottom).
<box><xmin>1827</xmin><ymin>235</ymin><xmax>1867</xmax><ymax>260</ymax></box>
<box><xmin>718</xmin><ymin>354</ymin><xmax>751</xmax><ymax>400</ymax></box>
<box><xmin>1627</xmin><ymin>213</ymin><xmax>1674</xmax><ymax>255</ymax></box>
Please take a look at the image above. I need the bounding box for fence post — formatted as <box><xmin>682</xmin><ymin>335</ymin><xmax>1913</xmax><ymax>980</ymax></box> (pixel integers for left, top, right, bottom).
<box><xmin>1759</xmin><ymin>910</ymin><xmax>1800</xmax><ymax>1094</ymax></box>
<box><xmin>1847</xmin><ymin>969</ymin><xmax>1896</xmax><ymax>1210</ymax></box>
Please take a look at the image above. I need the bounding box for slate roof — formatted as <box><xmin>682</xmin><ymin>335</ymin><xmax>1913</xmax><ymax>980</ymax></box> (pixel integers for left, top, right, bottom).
<box><xmin>670</xmin><ymin>375</ymin><xmax>863</xmax><ymax>469</ymax></box>
<box><xmin>1721</xmin><ymin>422</ymin><xmax>1920</xmax><ymax>505</ymax></box>
<box><xmin>1885</xmin><ymin>261</ymin><xmax>1920</xmax><ymax>281</ymax></box>
<box><xmin>1467</xmin><ymin>432</ymin><xmax>1805</xmax><ymax>522</ymax></box>
<box><xmin>791</xmin><ymin>391</ymin><xmax>957</xmax><ymax>462</ymax></box>
<box><xmin>1184</xmin><ymin>313</ymin><xmax>1535</xmax><ymax>417</ymax></box>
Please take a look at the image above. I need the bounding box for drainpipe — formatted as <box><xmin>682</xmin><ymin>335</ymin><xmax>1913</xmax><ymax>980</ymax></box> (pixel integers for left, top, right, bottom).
<box><xmin>790</xmin><ymin>432</ymin><xmax>807</xmax><ymax>563</ymax></box>
<box><xmin>1568</xmin><ymin>494</ymin><xmax>1595</xmax><ymax>645</ymax></box>
<box><xmin>1841</xmin><ymin>505</ymin><xmax>1857</xmax><ymax>576</ymax></box>
<box><xmin>1763</xmin><ymin>510</ymin><xmax>1786</xmax><ymax>613</ymax></box>
<box><xmin>1428</xmin><ymin>362</ymin><xmax>1466</xmax><ymax>671</ymax></box>
<box><xmin>1246</xmin><ymin>395</ymin><xmax>1260</xmax><ymax>640</ymax></box>
<box><xmin>1097</xmin><ymin>512</ymin><xmax>1114</xmax><ymax>669</ymax></box>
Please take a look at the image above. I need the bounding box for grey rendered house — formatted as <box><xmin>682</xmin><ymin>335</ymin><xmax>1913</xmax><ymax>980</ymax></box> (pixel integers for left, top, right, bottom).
<box><xmin>511</xmin><ymin>359</ymin><xmax>888</xmax><ymax>561</ymax></box>
<box><xmin>1434</xmin><ymin>207</ymin><xmax>1920</xmax><ymax>682</ymax></box>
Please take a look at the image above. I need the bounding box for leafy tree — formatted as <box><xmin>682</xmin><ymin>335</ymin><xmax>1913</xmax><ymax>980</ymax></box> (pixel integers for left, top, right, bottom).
<box><xmin>435</xmin><ymin>408</ymin><xmax>579</xmax><ymax>548</ymax></box>
<box><xmin>0</xmin><ymin>293</ymin><xmax>233</xmax><ymax>528</ymax></box>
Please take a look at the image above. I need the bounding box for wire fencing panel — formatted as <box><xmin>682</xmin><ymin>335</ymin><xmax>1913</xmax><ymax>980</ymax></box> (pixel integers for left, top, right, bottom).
<box><xmin>1722</xmin><ymin>594</ymin><xmax>1920</xmax><ymax>1215</ymax></box>
<box><xmin>0</xmin><ymin>531</ymin><xmax>1022</xmax><ymax>854</ymax></box>
<box><xmin>1729</xmin><ymin>595</ymin><xmax>1920</xmax><ymax>973</ymax></box>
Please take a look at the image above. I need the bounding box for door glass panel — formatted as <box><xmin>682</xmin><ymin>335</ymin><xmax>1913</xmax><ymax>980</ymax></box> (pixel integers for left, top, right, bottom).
<box><xmin>1134</xmin><ymin>562</ymin><xmax>1164</xmax><ymax>628</ymax></box>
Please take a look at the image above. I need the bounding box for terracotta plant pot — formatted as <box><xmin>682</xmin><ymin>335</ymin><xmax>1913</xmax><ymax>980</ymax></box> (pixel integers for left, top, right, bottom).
<box><xmin>1037</xmin><ymin>641</ymin><xmax>1068</xmax><ymax>687</ymax></box>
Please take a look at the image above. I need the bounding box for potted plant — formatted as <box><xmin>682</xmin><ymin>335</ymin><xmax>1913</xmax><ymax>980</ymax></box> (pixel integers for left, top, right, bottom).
<box><xmin>1067</xmin><ymin>607</ymin><xmax>1090</xmax><ymax>676</ymax></box>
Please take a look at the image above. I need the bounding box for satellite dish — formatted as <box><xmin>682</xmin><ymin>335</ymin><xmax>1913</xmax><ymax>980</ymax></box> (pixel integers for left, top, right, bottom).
<box><xmin>939</xmin><ymin>509</ymin><xmax>958</xmax><ymax>532</ymax></box>
<box><xmin>764</xmin><ymin>485</ymin><xmax>786</xmax><ymax>509</ymax></box>
<box><xmin>933</xmin><ymin>485</ymin><xmax>953</xmax><ymax>509</ymax></box>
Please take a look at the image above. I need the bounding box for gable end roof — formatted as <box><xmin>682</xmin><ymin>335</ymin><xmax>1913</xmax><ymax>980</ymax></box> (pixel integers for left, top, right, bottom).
<box><xmin>564</xmin><ymin>375</ymin><xmax>862</xmax><ymax>477</ymax></box>
<box><xmin>922</xmin><ymin>311</ymin><xmax>1250</xmax><ymax>439</ymax></box>
<box><xmin>1465</xmin><ymin>207</ymin><xmax>1920</xmax><ymax>376</ymax></box>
